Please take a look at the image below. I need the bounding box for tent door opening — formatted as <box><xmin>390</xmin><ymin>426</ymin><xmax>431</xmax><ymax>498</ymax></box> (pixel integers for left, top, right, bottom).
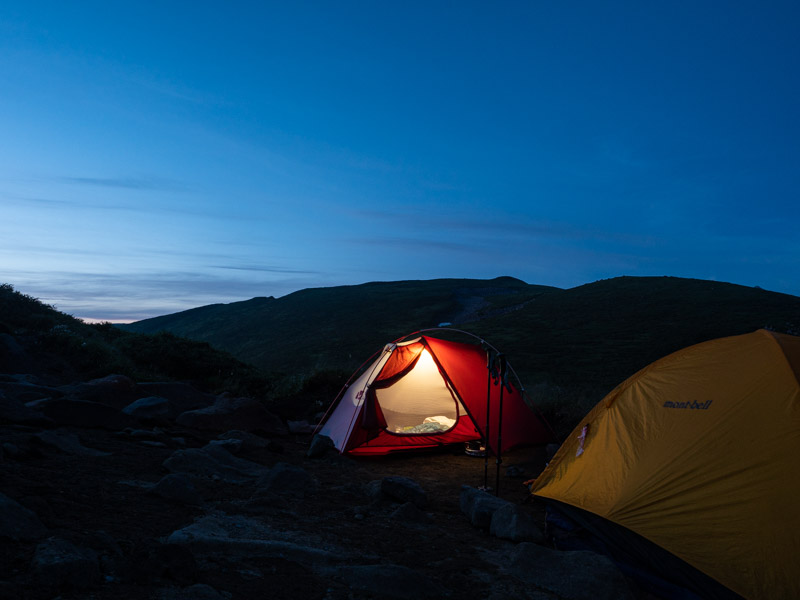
<box><xmin>375</xmin><ymin>348</ymin><xmax>463</xmax><ymax>435</ymax></box>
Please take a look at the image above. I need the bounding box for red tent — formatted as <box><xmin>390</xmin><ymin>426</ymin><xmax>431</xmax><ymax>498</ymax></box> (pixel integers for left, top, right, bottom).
<box><xmin>316</xmin><ymin>334</ymin><xmax>552</xmax><ymax>455</ymax></box>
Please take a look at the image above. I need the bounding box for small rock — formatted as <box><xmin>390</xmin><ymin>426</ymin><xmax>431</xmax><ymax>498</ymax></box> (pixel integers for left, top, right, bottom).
<box><xmin>178</xmin><ymin>583</ymin><xmax>228</xmax><ymax>599</ymax></box>
<box><xmin>122</xmin><ymin>396</ymin><xmax>170</xmax><ymax>420</ymax></box>
<box><xmin>255</xmin><ymin>462</ymin><xmax>317</xmax><ymax>497</ymax></box>
<box><xmin>88</xmin><ymin>529</ymin><xmax>123</xmax><ymax>557</ymax></box>
<box><xmin>364</xmin><ymin>480</ymin><xmax>384</xmax><ymax>502</ymax></box>
<box><xmin>88</xmin><ymin>373</ymin><xmax>137</xmax><ymax>390</ymax></box>
<box><xmin>335</xmin><ymin>564</ymin><xmax>448</xmax><ymax>599</ymax></box>
<box><xmin>206</xmin><ymin>438</ymin><xmax>243</xmax><ymax>454</ymax></box>
<box><xmin>389</xmin><ymin>502</ymin><xmax>432</xmax><ymax>524</ymax></box>
<box><xmin>245</xmin><ymin>489</ymin><xmax>290</xmax><ymax>511</ymax></box>
<box><xmin>150</xmin><ymin>474</ymin><xmax>203</xmax><ymax>506</ymax></box>
<box><xmin>287</xmin><ymin>419</ymin><xmax>315</xmax><ymax>433</ymax></box>
<box><xmin>126</xmin><ymin>539</ymin><xmax>197</xmax><ymax>585</ymax></box>
<box><xmin>34</xmin><ymin>430</ymin><xmax>111</xmax><ymax>457</ymax></box>
<box><xmin>505</xmin><ymin>465</ymin><xmax>526</xmax><ymax>478</ymax></box>
<box><xmin>380</xmin><ymin>476</ymin><xmax>427</xmax><ymax>508</ymax></box>
<box><xmin>2</xmin><ymin>442</ymin><xmax>23</xmax><ymax>459</ymax></box>
<box><xmin>218</xmin><ymin>430</ymin><xmax>270</xmax><ymax>452</ymax></box>
<box><xmin>490</xmin><ymin>504</ymin><xmax>544</xmax><ymax>543</ymax></box>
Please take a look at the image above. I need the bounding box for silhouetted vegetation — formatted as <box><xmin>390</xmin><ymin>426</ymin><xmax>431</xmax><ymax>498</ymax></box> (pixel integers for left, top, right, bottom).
<box><xmin>0</xmin><ymin>284</ymin><xmax>274</xmax><ymax>396</ymax></box>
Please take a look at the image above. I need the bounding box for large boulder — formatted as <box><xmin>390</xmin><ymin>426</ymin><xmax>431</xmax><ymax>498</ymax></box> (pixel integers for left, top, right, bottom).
<box><xmin>306</xmin><ymin>433</ymin><xmax>335</xmax><ymax>458</ymax></box>
<box><xmin>149</xmin><ymin>474</ymin><xmax>203</xmax><ymax>506</ymax></box>
<box><xmin>0</xmin><ymin>390</ymin><xmax>52</xmax><ymax>425</ymax></box>
<box><xmin>176</xmin><ymin>396</ymin><xmax>287</xmax><ymax>435</ymax></box>
<box><xmin>460</xmin><ymin>485</ymin><xmax>512</xmax><ymax>529</ymax></box>
<box><xmin>162</xmin><ymin>444</ymin><xmax>269</xmax><ymax>484</ymax></box>
<box><xmin>255</xmin><ymin>462</ymin><xmax>318</xmax><ymax>498</ymax></box>
<box><xmin>62</xmin><ymin>374</ymin><xmax>140</xmax><ymax>409</ymax></box>
<box><xmin>217</xmin><ymin>430</ymin><xmax>271</xmax><ymax>453</ymax></box>
<box><xmin>0</xmin><ymin>492</ymin><xmax>48</xmax><ymax>541</ymax></box>
<box><xmin>31</xmin><ymin>537</ymin><xmax>102</xmax><ymax>589</ymax></box>
<box><xmin>165</xmin><ymin>513</ymin><xmax>343</xmax><ymax>566</ymax></box>
<box><xmin>380</xmin><ymin>477</ymin><xmax>428</xmax><ymax>509</ymax></box>
<box><xmin>507</xmin><ymin>542</ymin><xmax>635</xmax><ymax>600</ymax></box>
<box><xmin>35</xmin><ymin>398</ymin><xmax>134</xmax><ymax>430</ymax></box>
<box><xmin>137</xmin><ymin>382</ymin><xmax>216</xmax><ymax>418</ymax></box>
<box><xmin>34</xmin><ymin>430</ymin><xmax>111</xmax><ymax>457</ymax></box>
<box><xmin>0</xmin><ymin>333</ymin><xmax>33</xmax><ymax>373</ymax></box>
<box><xmin>0</xmin><ymin>374</ymin><xmax>63</xmax><ymax>403</ymax></box>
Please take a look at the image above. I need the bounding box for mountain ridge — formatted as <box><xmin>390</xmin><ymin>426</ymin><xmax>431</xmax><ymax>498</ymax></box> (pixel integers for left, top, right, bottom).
<box><xmin>121</xmin><ymin>274</ymin><xmax>800</xmax><ymax>434</ymax></box>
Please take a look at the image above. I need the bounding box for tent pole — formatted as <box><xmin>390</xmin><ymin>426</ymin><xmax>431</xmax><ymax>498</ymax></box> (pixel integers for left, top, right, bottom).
<box><xmin>483</xmin><ymin>346</ymin><xmax>495</xmax><ymax>491</ymax></box>
<box><xmin>495</xmin><ymin>354</ymin><xmax>508</xmax><ymax>496</ymax></box>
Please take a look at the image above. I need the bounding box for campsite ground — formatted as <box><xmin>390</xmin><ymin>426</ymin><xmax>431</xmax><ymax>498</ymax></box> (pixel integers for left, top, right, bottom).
<box><xmin>2</xmin><ymin>418</ymin><xmax>587</xmax><ymax>600</ymax></box>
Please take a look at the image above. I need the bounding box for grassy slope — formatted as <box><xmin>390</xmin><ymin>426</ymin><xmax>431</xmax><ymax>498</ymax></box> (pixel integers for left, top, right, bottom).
<box><xmin>123</xmin><ymin>277</ymin><xmax>555</xmax><ymax>375</ymax></box>
<box><xmin>467</xmin><ymin>276</ymin><xmax>800</xmax><ymax>433</ymax></box>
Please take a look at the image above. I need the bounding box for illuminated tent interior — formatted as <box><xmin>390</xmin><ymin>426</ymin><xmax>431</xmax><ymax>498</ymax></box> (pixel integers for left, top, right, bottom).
<box><xmin>531</xmin><ymin>329</ymin><xmax>800</xmax><ymax>600</ymax></box>
<box><xmin>316</xmin><ymin>334</ymin><xmax>552</xmax><ymax>456</ymax></box>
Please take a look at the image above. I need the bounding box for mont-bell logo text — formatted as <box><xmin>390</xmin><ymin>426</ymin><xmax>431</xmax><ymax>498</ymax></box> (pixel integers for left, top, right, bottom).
<box><xmin>662</xmin><ymin>399</ymin><xmax>713</xmax><ymax>410</ymax></box>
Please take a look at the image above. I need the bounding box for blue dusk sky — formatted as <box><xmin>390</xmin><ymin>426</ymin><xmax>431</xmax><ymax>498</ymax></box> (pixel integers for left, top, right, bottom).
<box><xmin>1</xmin><ymin>1</ymin><xmax>798</xmax><ymax>322</ymax></box>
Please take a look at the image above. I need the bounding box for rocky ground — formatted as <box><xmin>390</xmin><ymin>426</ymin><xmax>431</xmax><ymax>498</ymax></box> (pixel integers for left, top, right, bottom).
<box><xmin>1</xmin><ymin>373</ymin><xmax>653</xmax><ymax>600</ymax></box>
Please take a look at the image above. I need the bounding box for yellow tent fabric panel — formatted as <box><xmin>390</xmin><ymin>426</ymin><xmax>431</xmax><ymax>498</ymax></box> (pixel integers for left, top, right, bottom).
<box><xmin>532</xmin><ymin>330</ymin><xmax>800</xmax><ymax>600</ymax></box>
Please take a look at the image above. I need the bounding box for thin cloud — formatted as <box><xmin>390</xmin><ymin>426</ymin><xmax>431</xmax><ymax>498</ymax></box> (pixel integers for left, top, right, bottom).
<box><xmin>2</xmin><ymin>194</ymin><xmax>73</xmax><ymax>207</ymax></box>
<box><xmin>354</xmin><ymin>208</ymin><xmax>655</xmax><ymax>246</ymax></box>
<box><xmin>352</xmin><ymin>236</ymin><xmax>486</xmax><ymax>254</ymax></box>
<box><xmin>7</xmin><ymin>269</ymin><xmax>320</xmax><ymax>321</ymax></box>
<box><xmin>213</xmin><ymin>265</ymin><xmax>319</xmax><ymax>275</ymax></box>
<box><xmin>54</xmin><ymin>175</ymin><xmax>188</xmax><ymax>192</ymax></box>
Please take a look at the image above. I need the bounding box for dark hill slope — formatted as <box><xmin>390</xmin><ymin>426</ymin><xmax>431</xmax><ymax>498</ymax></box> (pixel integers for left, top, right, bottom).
<box><xmin>466</xmin><ymin>276</ymin><xmax>800</xmax><ymax>429</ymax></box>
<box><xmin>122</xmin><ymin>277</ymin><xmax>556</xmax><ymax>374</ymax></box>
<box><xmin>123</xmin><ymin>276</ymin><xmax>800</xmax><ymax>436</ymax></box>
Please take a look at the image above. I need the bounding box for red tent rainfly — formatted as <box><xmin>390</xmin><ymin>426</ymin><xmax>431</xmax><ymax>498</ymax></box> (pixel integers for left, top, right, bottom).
<box><xmin>316</xmin><ymin>334</ymin><xmax>552</xmax><ymax>456</ymax></box>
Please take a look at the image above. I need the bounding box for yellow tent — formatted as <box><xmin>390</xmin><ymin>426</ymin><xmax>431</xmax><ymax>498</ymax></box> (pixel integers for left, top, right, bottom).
<box><xmin>531</xmin><ymin>329</ymin><xmax>800</xmax><ymax>600</ymax></box>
